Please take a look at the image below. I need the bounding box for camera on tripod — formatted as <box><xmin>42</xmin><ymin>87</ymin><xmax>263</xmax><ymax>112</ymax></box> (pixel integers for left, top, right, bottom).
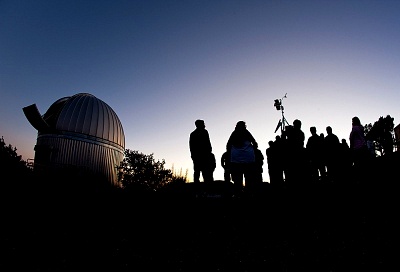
<box><xmin>274</xmin><ymin>99</ymin><xmax>281</xmax><ymax>110</ymax></box>
<box><xmin>274</xmin><ymin>93</ymin><xmax>289</xmax><ymax>134</ymax></box>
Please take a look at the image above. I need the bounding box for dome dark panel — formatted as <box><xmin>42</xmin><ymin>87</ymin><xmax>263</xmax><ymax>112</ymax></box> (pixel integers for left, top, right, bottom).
<box><xmin>42</xmin><ymin>97</ymin><xmax>70</xmax><ymax>128</ymax></box>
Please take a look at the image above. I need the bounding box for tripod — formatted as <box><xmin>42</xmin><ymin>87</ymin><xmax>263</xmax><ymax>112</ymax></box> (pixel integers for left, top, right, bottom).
<box><xmin>274</xmin><ymin>94</ymin><xmax>289</xmax><ymax>135</ymax></box>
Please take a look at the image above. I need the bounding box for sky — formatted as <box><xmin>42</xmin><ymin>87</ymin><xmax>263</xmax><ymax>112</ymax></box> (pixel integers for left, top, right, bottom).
<box><xmin>1</xmin><ymin>0</ymin><xmax>400</xmax><ymax>183</ymax></box>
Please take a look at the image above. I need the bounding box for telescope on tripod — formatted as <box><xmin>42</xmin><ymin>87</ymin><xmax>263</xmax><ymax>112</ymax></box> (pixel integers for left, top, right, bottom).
<box><xmin>274</xmin><ymin>93</ymin><xmax>289</xmax><ymax>135</ymax></box>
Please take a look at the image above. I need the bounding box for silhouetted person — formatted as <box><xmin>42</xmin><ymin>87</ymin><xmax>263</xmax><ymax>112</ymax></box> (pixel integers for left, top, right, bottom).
<box><xmin>349</xmin><ymin>116</ymin><xmax>368</xmax><ymax>169</ymax></box>
<box><xmin>338</xmin><ymin>138</ymin><xmax>352</xmax><ymax>185</ymax></box>
<box><xmin>306</xmin><ymin>126</ymin><xmax>326</xmax><ymax>182</ymax></box>
<box><xmin>324</xmin><ymin>126</ymin><xmax>341</xmax><ymax>182</ymax></box>
<box><xmin>221</xmin><ymin>151</ymin><xmax>231</xmax><ymax>183</ymax></box>
<box><xmin>341</xmin><ymin>138</ymin><xmax>350</xmax><ymax>151</ymax></box>
<box><xmin>292</xmin><ymin>119</ymin><xmax>305</xmax><ymax>149</ymax></box>
<box><xmin>189</xmin><ymin>119</ymin><xmax>213</xmax><ymax>183</ymax></box>
<box><xmin>266</xmin><ymin>140</ymin><xmax>284</xmax><ymax>187</ymax></box>
<box><xmin>246</xmin><ymin>147</ymin><xmax>264</xmax><ymax>194</ymax></box>
<box><xmin>226</xmin><ymin>121</ymin><xmax>258</xmax><ymax>196</ymax></box>
<box><xmin>284</xmin><ymin>120</ymin><xmax>307</xmax><ymax>186</ymax></box>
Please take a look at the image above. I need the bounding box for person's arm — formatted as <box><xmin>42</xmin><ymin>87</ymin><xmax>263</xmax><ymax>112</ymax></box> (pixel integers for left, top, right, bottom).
<box><xmin>349</xmin><ymin>129</ymin><xmax>354</xmax><ymax>149</ymax></box>
<box><xmin>205</xmin><ymin>131</ymin><xmax>212</xmax><ymax>153</ymax></box>
<box><xmin>247</xmin><ymin>130</ymin><xmax>258</xmax><ymax>148</ymax></box>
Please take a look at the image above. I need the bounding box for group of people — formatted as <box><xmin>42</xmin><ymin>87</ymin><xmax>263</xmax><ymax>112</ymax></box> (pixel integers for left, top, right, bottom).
<box><xmin>266</xmin><ymin>116</ymin><xmax>371</xmax><ymax>187</ymax></box>
<box><xmin>189</xmin><ymin>119</ymin><xmax>263</xmax><ymax>194</ymax></box>
<box><xmin>189</xmin><ymin>116</ymin><xmax>371</xmax><ymax>193</ymax></box>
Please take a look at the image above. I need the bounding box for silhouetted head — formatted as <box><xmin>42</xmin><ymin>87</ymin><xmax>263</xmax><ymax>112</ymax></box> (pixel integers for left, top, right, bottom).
<box><xmin>310</xmin><ymin>126</ymin><xmax>317</xmax><ymax>134</ymax></box>
<box><xmin>235</xmin><ymin>121</ymin><xmax>246</xmax><ymax>130</ymax></box>
<box><xmin>326</xmin><ymin>126</ymin><xmax>332</xmax><ymax>134</ymax></box>
<box><xmin>293</xmin><ymin>119</ymin><xmax>301</xmax><ymax>129</ymax></box>
<box><xmin>195</xmin><ymin>119</ymin><xmax>205</xmax><ymax>129</ymax></box>
<box><xmin>352</xmin><ymin>116</ymin><xmax>361</xmax><ymax>126</ymax></box>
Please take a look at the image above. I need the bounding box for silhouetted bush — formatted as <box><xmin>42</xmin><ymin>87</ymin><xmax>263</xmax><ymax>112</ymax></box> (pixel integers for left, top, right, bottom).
<box><xmin>118</xmin><ymin>149</ymin><xmax>188</xmax><ymax>193</ymax></box>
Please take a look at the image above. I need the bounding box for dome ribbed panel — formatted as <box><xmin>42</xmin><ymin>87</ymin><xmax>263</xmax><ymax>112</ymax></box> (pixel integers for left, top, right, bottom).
<box><xmin>89</xmin><ymin>96</ymin><xmax>99</xmax><ymax>138</ymax></box>
<box><xmin>102</xmin><ymin>100</ymin><xmax>109</xmax><ymax>141</ymax></box>
<box><xmin>57</xmin><ymin>94</ymin><xmax>81</xmax><ymax>133</ymax></box>
<box><xmin>76</xmin><ymin>95</ymin><xmax>90</xmax><ymax>133</ymax></box>
<box><xmin>83</xmin><ymin>96</ymin><xmax>94</xmax><ymax>135</ymax></box>
<box><xmin>56</xmin><ymin>98</ymin><xmax>72</xmax><ymax>132</ymax></box>
<box><xmin>72</xmin><ymin>94</ymin><xmax>88</xmax><ymax>133</ymax></box>
<box><xmin>107</xmin><ymin>106</ymin><xmax>114</xmax><ymax>143</ymax></box>
<box><xmin>97</xmin><ymin>98</ymin><xmax>105</xmax><ymax>140</ymax></box>
<box><xmin>111</xmin><ymin>109</ymin><xmax>118</xmax><ymax>145</ymax></box>
<box><xmin>68</xmin><ymin>94</ymin><xmax>82</xmax><ymax>132</ymax></box>
<box><xmin>119</xmin><ymin>114</ymin><xmax>125</xmax><ymax>147</ymax></box>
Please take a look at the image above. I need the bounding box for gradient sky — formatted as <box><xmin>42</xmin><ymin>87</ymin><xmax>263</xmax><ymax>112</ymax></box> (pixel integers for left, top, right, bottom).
<box><xmin>1</xmin><ymin>0</ymin><xmax>399</xmax><ymax>183</ymax></box>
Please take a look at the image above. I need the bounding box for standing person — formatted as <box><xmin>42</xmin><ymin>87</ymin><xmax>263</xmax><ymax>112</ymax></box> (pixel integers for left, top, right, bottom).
<box><xmin>226</xmin><ymin>121</ymin><xmax>258</xmax><ymax>195</ymax></box>
<box><xmin>249</xmin><ymin>147</ymin><xmax>264</xmax><ymax>193</ymax></box>
<box><xmin>292</xmin><ymin>119</ymin><xmax>305</xmax><ymax>149</ymax></box>
<box><xmin>266</xmin><ymin>140</ymin><xmax>284</xmax><ymax>187</ymax></box>
<box><xmin>285</xmin><ymin>119</ymin><xmax>307</xmax><ymax>186</ymax></box>
<box><xmin>349</xmin><ymin>116</ymin><xmax>369</xmax><ymax>170</ymax></box>
<box><xmin>189</xmin><ymin>119</ymin><xmax>213</xmax><ymax>183</ymax></box>
<box><xmin>324</xmin><ymin>126</ymin><xmax>341</xmax><ymax>182</ymax></box>
<box><xmin>306</xmin><ymin>126</ymin><xmax>326</xmax><ymax>182</ymax></box>
<box><xmin>338</xmin><ymin>138</ymin><xmax>352</xmax><ymax>185</ymax></box>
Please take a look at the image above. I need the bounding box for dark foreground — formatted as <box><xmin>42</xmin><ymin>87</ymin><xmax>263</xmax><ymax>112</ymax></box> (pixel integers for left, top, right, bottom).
<box><xmin>1</xmin><ymin>176</ymin><xmax>396</xmax><ymax>272</ymax></box>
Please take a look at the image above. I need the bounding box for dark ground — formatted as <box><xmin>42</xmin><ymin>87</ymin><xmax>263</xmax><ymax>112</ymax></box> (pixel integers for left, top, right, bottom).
<box><xmin>2</xmin><ymin>154</ymin><xmax>398</xmax><ymax>271</ymax></box>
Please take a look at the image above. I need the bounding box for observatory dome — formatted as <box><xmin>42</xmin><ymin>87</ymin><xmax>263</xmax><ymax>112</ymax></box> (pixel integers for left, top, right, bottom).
<box><xmin>42</xmin><ymin>93</ymin><xmax>125</xmax><ymax>148</ymax></box>
<box><xmin>23</xmin><ymin>93</ymin><xmax>125</xmax><ymax>187</ymax></box>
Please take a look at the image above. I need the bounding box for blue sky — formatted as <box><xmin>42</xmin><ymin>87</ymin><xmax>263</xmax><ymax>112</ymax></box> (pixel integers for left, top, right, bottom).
<box><xmin>1</xmin><ymin>0</ymin><xmax>400</xmax><ymax>182</ymax></box>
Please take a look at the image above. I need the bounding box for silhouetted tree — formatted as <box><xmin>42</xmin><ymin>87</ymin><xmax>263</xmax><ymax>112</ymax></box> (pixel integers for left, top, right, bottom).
<box><xmin>365</xmin><ymin>115</ymin><xmax>395</xmax><ymax>156</ymax></box>
<box><xmin>0</xmin><ymin>136</ymin><xmax>33</xmax><ymax>190</ymax></box>
<box><xmin>0</xmin><ymin>137</ymin><xmax>32</xmax><ymax>173</ymax></box>
<box><xmin>118</xmin><ymin>149</ymin><xmax>185</xmax><ymax>193</ymax></box>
